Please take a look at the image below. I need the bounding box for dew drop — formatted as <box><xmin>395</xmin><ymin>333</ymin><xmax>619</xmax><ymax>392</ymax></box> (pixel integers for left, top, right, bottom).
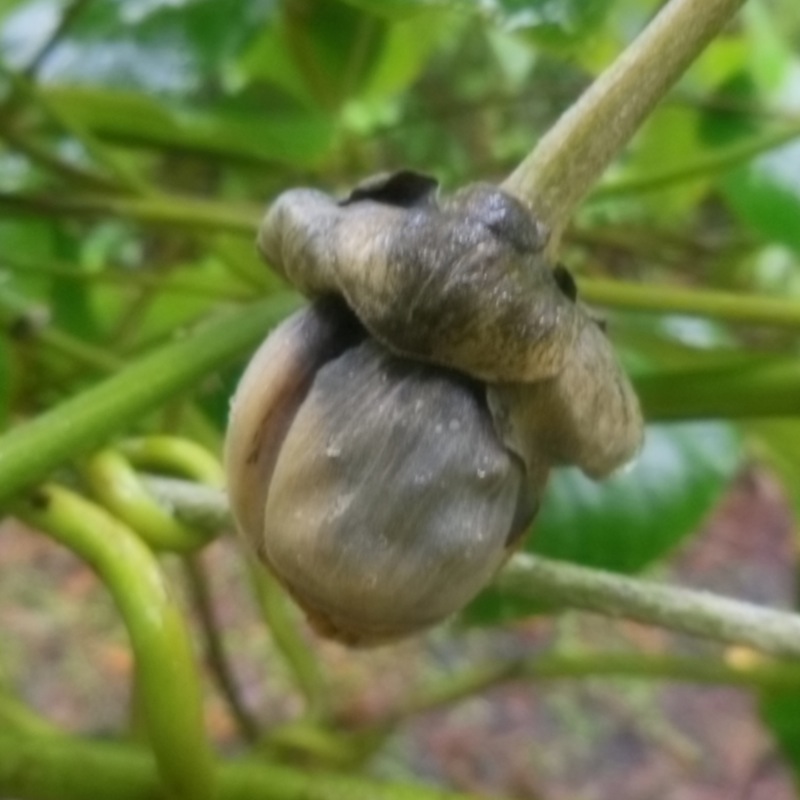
<box><xmin>325</xmin><ymin>441</ymin><xmax>342</xmax><ymax>460</ymax></box>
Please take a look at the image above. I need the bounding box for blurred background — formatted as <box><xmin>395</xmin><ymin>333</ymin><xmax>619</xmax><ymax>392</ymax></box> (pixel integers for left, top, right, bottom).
<box><xmin>2</xmin><ymin>1</ymin><xmax>800</xmax><ymax>798</ymax></box>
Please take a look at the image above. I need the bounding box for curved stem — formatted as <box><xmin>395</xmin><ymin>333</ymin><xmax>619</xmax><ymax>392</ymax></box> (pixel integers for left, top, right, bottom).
<box><xmin>247</xmin><ymin>560</ymin><xmax>329</xmax><ymax>722</ymax></box>
<box><xmin>119</xmin><ymin>436</ymin><xmax>224</xmax><ymax>487</ymax></box>
<box><xmin>14</xmin><ymin>485</ymin><xmax>215</xmax><ymax>800</ymax></box>
<box><xmin>502</xmin><ymin>0</ymin><xmax>747</xmax><ymax>244</ymax></box>
<box><xmin>0</xmin><ymin>293</ymin><xmax>300</xmax><ymax>505</ymax></box>
<box><xmin>82</xmin><ymin>450</ymin><xmax>213</xmax><ymax>552</ymax></box>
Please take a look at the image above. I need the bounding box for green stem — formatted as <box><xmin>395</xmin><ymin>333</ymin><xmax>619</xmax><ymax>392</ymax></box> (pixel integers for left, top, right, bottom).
<box><xmin>0</xmin><ymin>254</ymin><xmax>253</xmax><ymax>299</ymax></box>
<box><xmin>119</xmin><ymin>436</ymin><xmax>224</xmax><ymax>487</ymax></box>
<box><xmin>129</xmin><ymin>478</ymin><xmax>800</xmax><ymax>664</ymax></box>
<box><xmin>503</xmin><ymin>0</ymin><xmax>747</xmax><ymax>243</ymax></box>
<box><xmin>590</xmin><ymin>123</ymin><xmax>800</xmax><ymax>200</ymax></box>
<box><xmin>247</xmin><ymin>560</ymin><xmax>329</xmax><ymax>721</ymax></box>
<box><xmin>498</xmin><ymin>554</ymin><xmax>800</xmax><ymax>660</ymax></box>
<box><xmin>0</xmin><ymin>69</ymin><xmax>148</xmax><ymax>193</ymax></box>
<box><xmin>0</xmin><ymin>693</ymin><xmax>65</xmax><ymax>738</ymax></box>
<box><xmin>14</xmin><ymin>485</ymin><xmax>215</xmax><ymax>800</ymax></box>
<box><xmin>636</xmin><ymin>357</ymin><xmax>800</xmax><ymax>420</ymax></box>
<box><xmin>20</xmin><ymin>0</ymin><xmax>94</xmax><ymax>78</ymax></box>
<box><xmin>82</xmin><ymin>449</ymin><xmax>213</xmax><ymax>552</ymax></box>
<box><xmin>0</xmin><ymin>190</ymin><xmax>260</xmax><ymax>236</ymax></box>
<box><xmin>394</xmin><ymin>652</ymin><xmax>800</xmax><ymax>722</ymax></box>
<box><xmin>144</xmin><ymin>476</ymin><xmax>230</xmax><ymax>532</ymax></box>
<box><xmin>0</xmin><ymin>293</ymin><xmax>300</xmax><ymax>505</ymax></box>
<box><xmin>0</xmin><ymin>732</ymin><xmax>491</xmax><ymax>800</ymax></box>
<box><xmin>183</xmin><ymin>556</ymin><xmax>261</xmax><ymax>744</ymax></box>
<box><xmin>0</xmin><ymin>124</ymin><xmax>118</xmax><ymax>192</ymax></box>
<box><xmin>0</xmin><ymin>285</ymin><xmax>121</xmax><ymax>372</ymax></box>
<box><xmin>581</xmin><ymin>277</ymin><xmax>800</xmax><ymax>329</ymax></box>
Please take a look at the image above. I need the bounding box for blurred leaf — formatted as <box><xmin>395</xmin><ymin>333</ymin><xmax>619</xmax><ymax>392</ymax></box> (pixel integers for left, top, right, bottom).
<box><xmin>29</xmin><ymin>0</ymin><xmax>270</xmax><ymax>93</ymax></box>
<box><xmin>500</xmin><ymin>0</ymin><xmax>617</xmax><ymax>48</ymax></box>
<box><xmin>723</xmin><ymin>141</ymin><xmax>800</xmax><ymax>256</ymax></box>
<box><xmin>616</xmin><ymin>105</ymin><xmax>709</xmax><ymax>220</ymax></box>
<box><xmin>742</xmin><ymin>0</ymin><xmax>795</xmax><ymax>93</ymax></box>
<box><xmin>532</xmin><ymin>422</ymin><xmax>740</xmax><ymax>567</ymax></box>
<box><xmin>696</xmin><ymin>71</ymin><xmax>763</xmax><ymax>148</ymax></box>
<box><xmin>720</xmin><ymin>4</ymin><xmax>800</xmax><ymax>255</ymax></box>
<box><xmin>278</xmin><ymin>0</ymin><xmax>390</xmax><ymax>111</ymax></box>
<box><xmin>49</xmin><ymin>232</ymin><xmax>100</xmax><ymax>342</ymax></box>
<box><xmin>359</xmin><ymin>11</ymin><xmax>453</xmax><ymax>101</ymax></box>
<box><xmin>761</xmin><ymin>691</ymin><xmax>800</xmax><ymax>793</ymax></box>
<box><xmin>336</xmin><ymin>0</ymin><xmax>453</xmax><ymax>20</ymax></box>
<box><xmin>43</xmin><ymin>86</ymin><xmax>334</xmax><ymax>167</ymax></box>
<box><xmin>0</xmin><ymin>337</ymin><xmax>13</xmax><ymax>429</ymax></box>
<box><xmin>466</xmin><ymin>422</ymin><xmax>740</xmax><ymax>624</ymax></box>
<box><xmin>690</xmin><ymin>36</ymin><xmax>750</xmax><ymax>91</ymax></box>
<box><xmin>748</xmin><ymin>419</ymin><xmax>800</xmax><ymax>520</ymax></box>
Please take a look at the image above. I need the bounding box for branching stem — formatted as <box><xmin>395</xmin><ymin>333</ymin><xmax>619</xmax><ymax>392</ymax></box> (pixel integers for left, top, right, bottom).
<box><xmin>145</xmin><ymin>477</ymin><xmax>800</xmax><ymax>662</ymax></box>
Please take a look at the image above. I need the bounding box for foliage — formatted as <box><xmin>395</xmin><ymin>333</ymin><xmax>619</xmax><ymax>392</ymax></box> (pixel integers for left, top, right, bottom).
<box><xmin>2</xmin><ymin>0</ymin><xmax>800</xmax><ymax>798</ymax></box>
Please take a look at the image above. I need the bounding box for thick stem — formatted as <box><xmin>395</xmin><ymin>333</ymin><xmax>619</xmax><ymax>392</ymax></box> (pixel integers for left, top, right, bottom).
<box><xmin>503</xmin><ymin>0</ymin><xmax>747</xmax><ymax>242</ymax></box>
<box><xmin>0</xmin><ymin>733</ymin><xmax>489</xmax><ymax>800</ymax></box>
<box><xmin>0</xmin><ymin>293</ymin><xmax>299</xmax><ymax>505</ymax></box>
<box><xmin>498</xmin><ymin>554</ymin><xmax>800</xmax><ymax>660</ymax></box>
<box><xmin>14</xmin><ymin>485</ymin><xmax>216</xmax><ymax>800</ymax></box>
<box><xmin>139</xmin><ymin>478</ymin><xmax>800</xmax><ymax>662</ymax></box>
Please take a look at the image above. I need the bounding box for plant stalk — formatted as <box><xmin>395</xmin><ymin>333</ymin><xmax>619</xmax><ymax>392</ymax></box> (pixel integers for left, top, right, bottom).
<box><xmin>503</xmin><ymin>0</ymin><xmax>747</xmax><ymax>243</ymax></box>
<box><xmin>0</xmin><ymin>293</ymin><xmax>300</xmax><ymax>505</ymax></box>
<box><xmin>498</xmin><ymin>554</ymin><xmax>800</xmax><ymax>660</ymax></box>
<box><xmin>143</xmin><ymin>477</ymin><xmax>800</xmax><ymax>662</ymax></box>
<box><xmin>0</xmin><ymin>732</ymin><xmax>491</xmax><ymax>800</ymax></box>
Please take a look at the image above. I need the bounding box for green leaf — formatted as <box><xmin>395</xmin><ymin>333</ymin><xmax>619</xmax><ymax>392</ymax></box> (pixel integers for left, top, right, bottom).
<box><xmin>724</xmin><ymin>142</ymin><xmax>800</xmax><ymax>255</ymax></box>
<box><xmin>761</xmin><ymin>690</ymin><xmax>800</xmax><ymax>794</ymax></box>
<box><xmin>279</xmin><ymin>0</ymin><xmax>390</xmax><ymax>111</ymax></box>
<box><xmin>335</xmin><ymin>0</ymin><xmax>454</xmax><ymax>21</ymax></box>
<box><xmin>0</xmin><ymin>294</ymin><xmax>299</xmax><ymax>504</ymax></box>
<box><xmin>43</xmin><ymin>87</ymin><xmax>334</xmax><ymax>168</ymax></box>
<box><xmin>466</xmin><ymin>421</ymin><xmax>741</xmax><ymax>624</ymax></box>
<box><xmin>748</xmin><ymin>419</ymin><xmax>800</xmax><ymax>520</ymax></box>
<box><xmin>615</xmin><ymin>105</ymin><xmax>710</xmax><ymax>221</ymax></box>
<box><xmin>30</xmin><ymin>0</ymin><xmax>269</xmax><ymax>93</ymax></box>
<box><xmin>358</xmin><ymin>12</ymin><xmax>454</xmax><ymax>100</ymax></box>
<box><xmin>49</xmin><ymin>233</ymin><xmax>101</xmax><ymax>343</ymax></box>
<box><xmin>499</xmin><ymin>0</ymin><xmax>616</xmax><ymax>48</ymax></box>
<box><xmin>532</xmin><ymin>422</ymin><xmax>740</xmax><ymax>568</ymax></box>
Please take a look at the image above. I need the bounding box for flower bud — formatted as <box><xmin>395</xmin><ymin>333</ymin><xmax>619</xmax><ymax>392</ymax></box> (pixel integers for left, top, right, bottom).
<box><xmin>225</xmin><ymin>301</ymin><xmax>542</xmax><ymax>645</ymax></box>
<box><xmin>226</xmin><ymin>171</ymin><xmax>643</xmax><ymax>645</ymax></box>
